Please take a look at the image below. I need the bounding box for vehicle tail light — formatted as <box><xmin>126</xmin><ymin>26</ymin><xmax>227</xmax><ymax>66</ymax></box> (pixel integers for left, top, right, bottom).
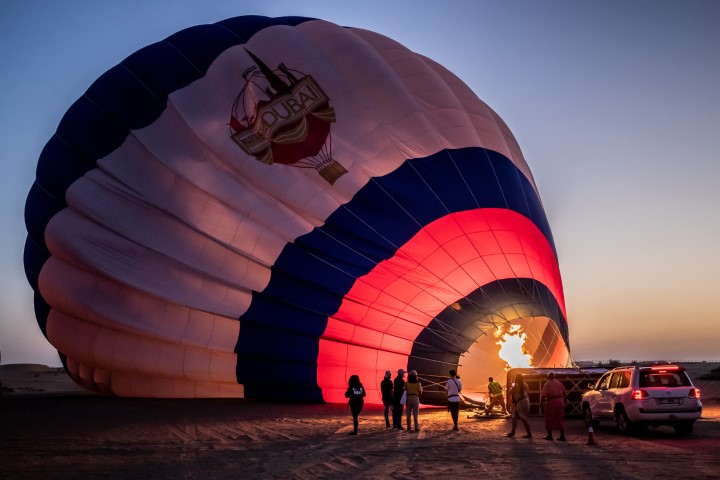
<box><xmin>688</xmin><ymin>388</ymin><xmax>701</xmax><ymax>399</ymax></box>
<box><xmin>632</xmin><ymin>389</ymin><xmax>649</xmax><ymax>400</ymax></box>
<box><xmin>650</xmin><ymin>365</ymin><xmax>679</xmax><ymax>372</ymax></box>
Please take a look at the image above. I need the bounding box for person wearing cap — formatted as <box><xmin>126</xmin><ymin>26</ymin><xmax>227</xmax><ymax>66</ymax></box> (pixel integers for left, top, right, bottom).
<box><xmin>445</xmin><ymin>369</ymin><xmax>463</xmax><ymax>431</ymax></box>
<box><xmin>392</xmin><ymin>369</ymin><xmax>407</xmax><ymax>430</ymax></box>
<box><xmin>380</xmin><ymin>370</ymin><xmax>394</xmax><ymax>429</ymax></box>
<box><xmin>404</xmin><ymin>370</ymin><xmax>423</xmax><ymax>432</ymax></box>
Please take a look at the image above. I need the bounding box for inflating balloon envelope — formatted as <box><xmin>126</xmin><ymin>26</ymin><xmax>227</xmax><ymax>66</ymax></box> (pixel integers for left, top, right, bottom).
<box><xmin>24</xmin><ymin>16</ymin><xmax>571</xmax><ymax>403</ymax></box>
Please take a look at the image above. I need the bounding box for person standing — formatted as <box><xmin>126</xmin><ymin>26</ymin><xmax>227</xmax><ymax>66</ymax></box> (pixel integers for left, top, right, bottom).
<box><xmin>506</xmin><ymin>373</ymin><xmax>532</xmax><ymax>438</ymax></box>
<box><xmin>380</xmin><ymin>370</ymin><xmax>394</xmax><ymax>429</ymax></box>
<box><xmin>541</xmin><ymin>372</ymin><xmax>568</xmax><ymax>441</ymax></box>
<box><xmin>485</xmin><ymin>377</ymin><xmax>509</xmax><ymax>415</ymax></box>
<box><xmin>445</xmin><ymin>369</ymin><xmax>463</xmax><ymax>431</ymax></box>
<box><xmin>404</xmin><ymin>370</ymin><xmax>423</xmax><ymax>432</ymax></box>
<box><xmin>392</xmin><ymin>369</ymin><xmax>406</xmax><ymax>430</ymax></box>
<box><xmin>344</xmin><ymin>374</ymin><xmax>366</xmax><ymax>435</ymax></box>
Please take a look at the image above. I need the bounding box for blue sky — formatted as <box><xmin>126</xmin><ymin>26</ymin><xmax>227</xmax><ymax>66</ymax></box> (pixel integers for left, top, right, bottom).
<box><xmin>1</xmin><ymin>0</ymin><xmax>719</xmax><ymax>366</ymax></box>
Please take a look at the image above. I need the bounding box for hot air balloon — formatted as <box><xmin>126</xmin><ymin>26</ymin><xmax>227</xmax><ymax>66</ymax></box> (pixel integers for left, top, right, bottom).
<box><xmin>24</xmin><ymin>15</ymin><xmax>570</xmax><ymax>403</ymax></box>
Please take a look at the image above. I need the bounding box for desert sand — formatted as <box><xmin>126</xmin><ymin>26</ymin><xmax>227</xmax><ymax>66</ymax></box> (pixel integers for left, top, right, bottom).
<box><xmin>2</xmin><ymin>363</ymin><xmax>719</xmax><ymax>479</ymax></box>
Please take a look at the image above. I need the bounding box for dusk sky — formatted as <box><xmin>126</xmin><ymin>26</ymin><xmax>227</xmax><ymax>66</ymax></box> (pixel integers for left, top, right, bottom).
<box><xmin>1</xmin><ymin>0</ymin><xmax>719</xmax><ymax>367</ymax></box>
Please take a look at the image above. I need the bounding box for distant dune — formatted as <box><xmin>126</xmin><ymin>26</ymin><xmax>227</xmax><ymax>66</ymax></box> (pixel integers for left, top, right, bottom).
<box><xmin>0</xmin><ymin>363</ymin><xmax>88</xmax><ymax>397</ymax></box>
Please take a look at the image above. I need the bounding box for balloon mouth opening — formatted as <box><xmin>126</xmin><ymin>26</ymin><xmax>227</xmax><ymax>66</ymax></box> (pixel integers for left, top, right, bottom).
<box><xmin>456</xmin><ymin>317</ymin><xmax>569</xmax><ymax>399</ymax></box>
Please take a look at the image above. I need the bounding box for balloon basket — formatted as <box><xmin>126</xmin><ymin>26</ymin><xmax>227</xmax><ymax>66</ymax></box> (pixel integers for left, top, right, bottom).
<box><xmin>318</xmin><ymin>161</ymin><xmax>348</xmax><ymax>185</ymax></box>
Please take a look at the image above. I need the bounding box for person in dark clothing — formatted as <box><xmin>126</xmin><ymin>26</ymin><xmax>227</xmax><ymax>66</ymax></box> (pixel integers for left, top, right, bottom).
<box><xmin>380</xmin><ymin>370</ymin><xmax>394</xmax><ymax>429</ymax></box>
<box><xmin>344</xmin><ymin>374</ymin><xmax>366</xmax><ymax>435</ymax></box>
<box><xmin>392</xmin><ymin>369</ymin><xmax>406</xmax><ymax>430</ymax></box>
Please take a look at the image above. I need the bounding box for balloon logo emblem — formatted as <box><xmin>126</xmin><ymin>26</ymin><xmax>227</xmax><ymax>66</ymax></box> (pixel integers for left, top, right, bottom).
<box><xmin>229</xmin><ymin>49</ymin><xmax>347</xmax><ymax>184</ymax></box>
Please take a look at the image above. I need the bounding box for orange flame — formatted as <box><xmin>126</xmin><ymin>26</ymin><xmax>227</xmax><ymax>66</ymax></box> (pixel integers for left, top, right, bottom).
<box><xmin>495</xmin><ymin>324</ymin><xmax>533</xmax><ymax>369</ymax></box>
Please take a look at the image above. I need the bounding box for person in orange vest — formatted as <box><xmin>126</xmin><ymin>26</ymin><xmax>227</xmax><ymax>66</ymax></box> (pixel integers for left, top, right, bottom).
<box><xmin>484</xmin><ymin>376</ymin><xmax>509</xmax><ymax>415</ymax></box>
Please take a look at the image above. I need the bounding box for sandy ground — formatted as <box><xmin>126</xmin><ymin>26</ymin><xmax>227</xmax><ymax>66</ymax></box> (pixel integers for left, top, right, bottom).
<box><xmin>2</xmin><ymin>363</ymin><xmax>719</xmax><ymax>480</ymax></box>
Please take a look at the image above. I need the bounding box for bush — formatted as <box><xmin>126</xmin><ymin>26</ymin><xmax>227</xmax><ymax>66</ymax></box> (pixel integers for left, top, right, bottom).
<box><xmin>596</xmin><ymin>359</ymin><xmax>622</xmax><ymax>368</ymax></box>
<box><xmin>699</xmin><ymin>367</ymin><xmax>720</xmax><ymax>380</ymax></box>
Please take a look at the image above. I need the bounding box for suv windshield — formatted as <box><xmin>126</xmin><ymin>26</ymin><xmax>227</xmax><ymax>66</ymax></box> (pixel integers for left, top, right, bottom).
<box><xmin>638</xmin><ymin>370</ymin><xmax>691</xmax><ymax>388</ymax></box>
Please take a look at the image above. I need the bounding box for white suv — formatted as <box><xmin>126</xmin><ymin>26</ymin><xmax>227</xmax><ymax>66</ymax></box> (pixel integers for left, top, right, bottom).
<box><xmin>581</xmin><ymin>364</ymin><xmax>702</xmax><ymax>435</ymax></box>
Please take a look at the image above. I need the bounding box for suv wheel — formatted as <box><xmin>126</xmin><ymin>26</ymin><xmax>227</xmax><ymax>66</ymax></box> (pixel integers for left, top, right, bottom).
<box><xmin>673</xmin><ymin>421</ymin><xmax>694</xmax><ymax>436</ymax></box>
<box><xmin>583</xmin><ymin>405</ymin><xmax>599</xmax><ymax>429</ymax></box>
<box><xmin>615</xmin><ymin>407</ymin><xmax>633</xmax><ymax>435</ymax></box>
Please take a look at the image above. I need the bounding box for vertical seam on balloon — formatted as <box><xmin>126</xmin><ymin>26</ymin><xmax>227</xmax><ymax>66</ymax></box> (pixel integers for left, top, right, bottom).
<box><xmin>338</xmin><ymin>202</ymin><xmax>400</xmax><ymax>251</ymax></box>
<box><xmin>117</xmin><ymin>63</ymin><xmax>166</xmax><ymax>104</ymax></box>
<box><xmin>161</xmin><ymin>39</ymin><xmax>205</xmax><ymax>76</ymax></box>
<box><xmin>405</xmin><ymin>160</ymin><xmax>451</xmax><ymax>214</ymax></box>
<box><xmin>367</xmin><ymin>177</ymin><xmax>424</xmax><ymax>230</ymax></box>
<box><xmin>444</xmin><ymin>148</ymin><xmax>480</xmax><ymax>208</ymax></box>
<box><xmin>484</xmin><ymin>148</ymin><xmax>510</xmax><ymax>210</ymax></box>
<box><xmin>313</xmin><ymin>227</ymin><xmax>382</xmax><ymax>269</ymax></box>
<box><xmin>212</xmin><ymin>23</ymin><xmax>248</xmax><ymax>44</ymax></box>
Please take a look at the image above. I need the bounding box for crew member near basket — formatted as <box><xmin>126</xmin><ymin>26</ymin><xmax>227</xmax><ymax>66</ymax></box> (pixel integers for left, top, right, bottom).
<box><xmin>484</xmin><ymin>376</ymin><xmax>509</xmax><ymax>415</ymax></box>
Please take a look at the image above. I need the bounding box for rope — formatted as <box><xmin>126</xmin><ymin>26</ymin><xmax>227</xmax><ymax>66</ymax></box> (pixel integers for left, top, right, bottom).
<box><xmin>414</xmin><ymin>375</ymin><xmax>485</xmax><ymax>407</ymax></box>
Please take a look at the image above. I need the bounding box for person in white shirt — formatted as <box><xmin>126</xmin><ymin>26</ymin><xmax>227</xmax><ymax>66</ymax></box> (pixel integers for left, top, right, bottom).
<box><xmin>445</xmin><ymin>369</ymin><xmax>463</xmax><ymax>431</ymax></box>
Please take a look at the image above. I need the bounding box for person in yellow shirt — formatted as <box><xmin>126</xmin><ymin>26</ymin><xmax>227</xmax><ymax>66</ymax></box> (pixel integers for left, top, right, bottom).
<box><xmin>404</xmin><ymin>370</ymin><xmax>423</xmax><ymax>431</ymax></box>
